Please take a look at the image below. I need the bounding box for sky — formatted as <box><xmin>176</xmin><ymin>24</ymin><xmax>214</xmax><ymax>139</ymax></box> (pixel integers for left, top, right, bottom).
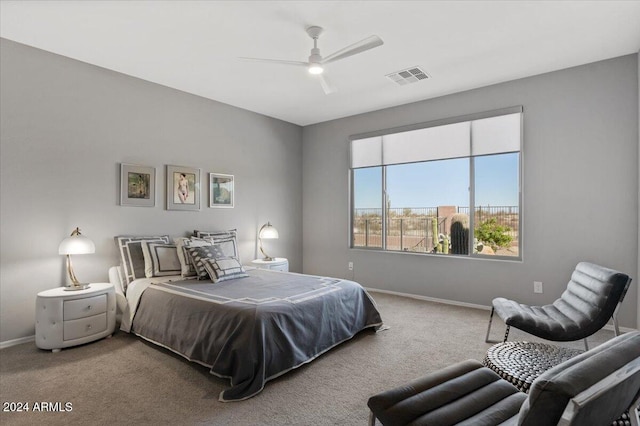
<box><xmin>354</xmin><ymin>153</ymin><xmax>519</xmax><ymax>209</ymax></box>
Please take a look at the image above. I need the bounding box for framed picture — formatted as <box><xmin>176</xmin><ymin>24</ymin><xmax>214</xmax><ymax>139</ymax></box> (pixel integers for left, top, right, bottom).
<box><xmin>120</xmin><ymin>163</ymin><xmax>155</xmax><ymax>207</ymax></box>
<box><xmin>209</xmin><ymin>173</ymin><xmax>234</xmax><ymax>208</ymax></box>
<box><xmin>166</xmin><ymin>165</ymin><xmax>200</xmax><ymax>211</ymax></box>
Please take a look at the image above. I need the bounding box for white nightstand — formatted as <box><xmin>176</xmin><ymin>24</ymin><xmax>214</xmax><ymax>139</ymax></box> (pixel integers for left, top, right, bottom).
<box><xmin>251</xmin><ymin>258</ymin><xmax>289</xmax><ymax>272</ymax></box>
<box><xmin>35</xmin><ymin>283</ymin><xmax>116</xmax><ymax>352</ymax></box>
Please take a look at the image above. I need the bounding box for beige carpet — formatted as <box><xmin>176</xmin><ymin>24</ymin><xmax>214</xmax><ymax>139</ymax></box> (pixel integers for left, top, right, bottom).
<box><xmin>0</xmin><ymin>291</ymin><xmax>616</xmax><ymax>426</ymax></box>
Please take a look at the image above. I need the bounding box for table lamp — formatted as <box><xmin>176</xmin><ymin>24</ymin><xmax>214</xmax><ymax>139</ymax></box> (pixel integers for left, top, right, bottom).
<box><xmin>258</xmin><ymin>222</ymin><xmax>279</xmax><ymax>261</ymax></box>
<box><xmin>58</xmin><ymin>227</ymin><xmax>95</xmax><ymax>290</ymax></box>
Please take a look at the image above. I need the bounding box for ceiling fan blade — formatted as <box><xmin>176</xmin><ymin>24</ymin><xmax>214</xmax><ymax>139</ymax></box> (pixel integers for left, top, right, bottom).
<box><xmin>238</xmin><ymin>57</ymin><xmax>308</xmax><ymax>67</ymax></box>
<box><xmin>321</xmin><ymin>35</ymin><xmax>383</xmax><ymax>64</ymax></box>
<box><xmin>318</xmin><ymin>74</ymin><xmax>336</xmax><ymax>94</ymax></box>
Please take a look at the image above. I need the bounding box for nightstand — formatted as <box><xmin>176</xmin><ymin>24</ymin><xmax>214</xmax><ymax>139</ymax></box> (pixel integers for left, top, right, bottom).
<box><xmin>35</xmin><ymin>283</ymin><xmax>116</xmax><ymax>352</ymax></box>
<box><xmin>251</xmin><ymin>258</ymin><xmax>289</xmax><ymax>272</ymax></box>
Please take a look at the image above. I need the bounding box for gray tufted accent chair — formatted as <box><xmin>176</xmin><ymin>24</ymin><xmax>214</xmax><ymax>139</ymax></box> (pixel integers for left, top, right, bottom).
<box><xmin>485</xmin><ymin>262</ymin><xmax>631</xmax><ymax>350</ymax></box>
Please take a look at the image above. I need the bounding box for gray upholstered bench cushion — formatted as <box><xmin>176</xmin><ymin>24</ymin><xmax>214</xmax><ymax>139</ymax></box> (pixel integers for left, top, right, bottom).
<box><xmin>517</xmin><ymin>331</ymin><xmax>640</xmax><ymax>425</ymax></box>
<box><xmin>367</xmin><ymin>359</ymin><xmax>526</xmax><ymax>426</ymax></box>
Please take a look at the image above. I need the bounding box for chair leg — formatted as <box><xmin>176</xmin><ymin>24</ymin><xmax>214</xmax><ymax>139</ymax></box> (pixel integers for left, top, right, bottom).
<box><xmin>583</xmin><ymin>338</ymin><xmax>589</xmax><ymax>351</ymax></box>
<box><xmin>503</xmin><ymin>325</ymin><xmax>510</xmax><ymax>342</ymax></box>
<box><xmin>613</xmin><ymin>314</ymin><xmax>621</xmax><ymax>336</ymax></box>
<box><xmin>485</xmin><ymin>307</ymin><xmax>495</xmax><ymax>343</ymax></box>
<box><xmin>369</xmin><ymin>411</ymin><xmax>377</xmax><ymax>426</ymax></box>
<box><xmin>629</xmin><ymin>393</ymin><xmax>640</xmax><ymax>426</ymax></box>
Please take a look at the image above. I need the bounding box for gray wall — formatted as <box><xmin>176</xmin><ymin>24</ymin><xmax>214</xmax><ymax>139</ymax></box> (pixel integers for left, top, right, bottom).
<box><xmin>0</xmin><ymin>39</ymin><xmax>303</xmax><ymax>343</ymax></box>
<box><xmin>303</xmin><ymin>54</ymin><xmax>639</xmax><ymax>329</ymax></box>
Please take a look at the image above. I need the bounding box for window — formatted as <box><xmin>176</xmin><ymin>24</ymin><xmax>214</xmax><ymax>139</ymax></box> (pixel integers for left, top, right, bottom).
<box><xmin>350</xmin><ymin>108</ymin><xmax>522</xmax><ymax>259</ymax></box>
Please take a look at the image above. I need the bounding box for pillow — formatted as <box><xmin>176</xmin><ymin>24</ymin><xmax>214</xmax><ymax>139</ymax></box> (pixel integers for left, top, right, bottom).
<box><xmin>174</xmin><ymin>237</ymin><xmax>213</xmax><ymax>277</ymax></box>
<box><xmin>203</xmin><ymin>257</ymin><xmax>248</xmax><ymax>283</ymax></box>
<box><xmin>194</xmin><ymin>229</ymin><xmax>236</xmax><ymax>239</ymax></box>
<box><xmin>186</xmin><ymin>245</ymin><xmax>226</xmax><ymax>280</ymax></box>
<box><xmin>194</xmin><ymin>229</ymin><xmax>239</xmax><ymax>259</ymax></box>
<box><xmin>114</xmin><ymin>235</ymin><xmax>170</xmax><ymax>288</ymax></box>
<box><xmin>141</xmin><ymin>242</ymin><xmax>181</xmax><ymax>278</ymax></box>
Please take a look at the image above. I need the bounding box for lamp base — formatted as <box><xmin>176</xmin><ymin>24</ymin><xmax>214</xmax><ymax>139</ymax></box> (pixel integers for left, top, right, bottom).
<box><xmin>64</xmin><ymin>284</ymin><xmax>91</xmax><ymax>291</ymax></box>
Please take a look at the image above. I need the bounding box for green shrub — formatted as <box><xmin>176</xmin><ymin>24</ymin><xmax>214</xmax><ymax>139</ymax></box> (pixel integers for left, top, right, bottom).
<box><xmin>475</xmin><ymin>218</ymin><xmax>513</xmax><ymax>251</ymax></box>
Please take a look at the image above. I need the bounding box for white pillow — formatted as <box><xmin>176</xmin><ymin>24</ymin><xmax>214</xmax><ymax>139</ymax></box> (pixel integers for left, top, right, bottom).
<box><xmin>141</xmin><ymin>241</ymin><xmax>181</xmax><ymax>278</ymax></box>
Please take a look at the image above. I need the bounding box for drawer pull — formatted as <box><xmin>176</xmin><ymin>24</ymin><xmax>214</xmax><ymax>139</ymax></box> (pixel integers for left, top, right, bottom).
<box><xmin>87</xmin><ymin>324</ymin><xmax>92</xmax><ymax>330</ymax></box>
<box><xmin>87</xmin><ymin>305</ymin><xmax>92</xmax><ymax>310</ymax></box>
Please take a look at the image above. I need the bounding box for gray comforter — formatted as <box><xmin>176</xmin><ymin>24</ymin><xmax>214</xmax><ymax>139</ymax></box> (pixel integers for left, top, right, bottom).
<box><xmin>128</xmin><ymin>269</ymin><xmax>383</xmax><ymax>401</ymax></box>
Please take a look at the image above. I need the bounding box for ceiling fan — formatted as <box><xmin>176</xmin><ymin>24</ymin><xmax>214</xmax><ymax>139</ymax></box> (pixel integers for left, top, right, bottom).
<box><xmin>239</xmin><ymin>26</ymin><xmax>383</xmax><ymax>94</ymax></box>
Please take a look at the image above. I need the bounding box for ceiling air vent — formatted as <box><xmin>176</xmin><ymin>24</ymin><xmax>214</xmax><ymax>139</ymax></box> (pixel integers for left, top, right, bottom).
<box><xmin>386</xmin><ymin>66</ymin><xmax>430</xmax><ymax>86</ymax></box>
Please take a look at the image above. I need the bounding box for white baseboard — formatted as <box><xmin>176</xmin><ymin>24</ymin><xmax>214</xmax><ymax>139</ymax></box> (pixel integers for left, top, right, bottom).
<box><xmin>0</xmin><ymin>335</ymin><xmax>34</xmax><ymax>350</ymax></box>
<box><xmin>366</xmin><ymin>287</ymin><xmax>492</xmax><ymax>311</ymax></box>
<box><xmin>366</xmin><ymin>287</ymin><xmax>638</xmax><ymax>333</ymax></box>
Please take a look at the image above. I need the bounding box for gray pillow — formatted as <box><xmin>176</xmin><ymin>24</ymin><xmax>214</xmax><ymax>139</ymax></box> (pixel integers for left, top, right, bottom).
<box><xmin>187</xmin><ymin>245</ymin><xmax>225</xmax><ymax>280</ymax></box>
<box><xmin>114</xmin><ymin>235</ymin><xmax>170</xmax><ymax>288</ymax></box>
<box><xmin>194</xmin><ymin>229</ymin><xmax>239</xmax><ymax>259</ymax></box>
<box><xmin>203</xmin><ymin>257</ymin><xmax>248</xmax><ymax>283</ymax></box>
<box><xmin>174</xmin><ymin>237</ymin><xmax>213</xmax><ymax>277</ymax></box>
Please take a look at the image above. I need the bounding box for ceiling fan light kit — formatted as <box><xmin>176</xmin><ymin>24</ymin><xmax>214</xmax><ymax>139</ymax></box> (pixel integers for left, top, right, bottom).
<box><xmin>308</xmin><ymin>64</ymin><xmax>323</xmax><ymax>75</ymax></box>
<box><xmin>240</xmin><ymin>25</ymin><xmax>383</xmax><ymax>94</ymax></box>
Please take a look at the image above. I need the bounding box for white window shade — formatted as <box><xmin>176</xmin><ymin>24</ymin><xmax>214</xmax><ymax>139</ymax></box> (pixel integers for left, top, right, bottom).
<box><xmin>350</xmin><ymin>111</ymin><xmax>521</xmax><ymax>169</ymax></box>
<box><xmin>351</xmin><ymin>136</ymin><xmax>382</xmax><ymax>168</ymax></box>
<box><xmin>471</xmin><ymin>113</ymin><xmax>521</xmax><ymax>156</ymax></box>
<box><xmin>382</xmin><ymin>121</ymin><xmax>470</xmax><ymax>165</ymax></box>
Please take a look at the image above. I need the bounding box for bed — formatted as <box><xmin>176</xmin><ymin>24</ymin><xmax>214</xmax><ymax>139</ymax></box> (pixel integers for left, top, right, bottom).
<box><xmin>110</xmin><ymin>265</ymin><xmax>383</xmax><ymax>402</ymax></box>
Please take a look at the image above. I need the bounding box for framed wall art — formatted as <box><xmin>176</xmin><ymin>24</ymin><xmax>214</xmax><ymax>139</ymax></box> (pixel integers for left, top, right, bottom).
<box><xmin>166</xmin><ymin>165</ymin><xmax>201</xmax><ymax>211</ymax></box>
<box><xmin>120</xmin><ymin>163</ymin><xmax>155</xmax><ymax>207</ymax></box>
<box><xmin>209</xmin><ymin>173</ymin><xmax>234</xmax><ymax>208</ymax></box>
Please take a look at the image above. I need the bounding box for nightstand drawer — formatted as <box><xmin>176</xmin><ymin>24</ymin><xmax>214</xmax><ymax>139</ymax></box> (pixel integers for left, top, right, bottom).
<box><xmin>251</xmin><ymin>258</ymin><xmax>289</xmax><ymax>272</ymax></box>
<box><xmin>64</xmin><ymin>313</ymin><xmax>107</xmax><ymax>341</ymax></box>
<box><xmin>268</xmin><ymin>263</ymin><xmax>288</xmax><ymax>272</ymax></box>
<box><xmin>64</xmin><ymin>294</ymin><xmax>107</xmax><ymax>320</ymax></box>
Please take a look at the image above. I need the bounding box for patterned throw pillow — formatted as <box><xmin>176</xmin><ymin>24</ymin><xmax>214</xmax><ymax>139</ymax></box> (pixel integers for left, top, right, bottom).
<box><xmin>114</xmin><ymin>235</ymin><xmax>170</xmax><ymax>288</ymax></box>
<box><xmin>202</xmin><ymin>257</ymin><xmax>248</xmax><ymax>283</ymax></box>
<box><xmin>174</xmin><ymin>237</ymin><xmax>213</xmax><ymax>277</ymax></box>
<box><xmin>141</xmin><ymin>242</ymin><xmax>181</xmax><ymax>278</ymax></box>
<box><xmin>186</xmin><ymin>245</ymin><xmax>225</xmax><ymax>280</ymax></box>
<box><xmin>194</xmin><ymin>229</ymin><xmax>239</xmax><ymax>259</ymax></box>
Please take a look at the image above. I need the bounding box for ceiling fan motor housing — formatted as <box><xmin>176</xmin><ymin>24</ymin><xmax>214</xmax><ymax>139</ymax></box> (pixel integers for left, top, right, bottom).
<box><xmin>309</xmin><ymin>48</ymin><xmax>322</xmax><ymax>64</ymax></box>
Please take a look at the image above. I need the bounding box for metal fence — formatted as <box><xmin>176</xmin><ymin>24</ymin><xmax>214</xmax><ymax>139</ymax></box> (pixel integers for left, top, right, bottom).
<box><xmin>353</xmin><ymin>206</ymin><xmax>519</xmax><ymax>253</ymax></box>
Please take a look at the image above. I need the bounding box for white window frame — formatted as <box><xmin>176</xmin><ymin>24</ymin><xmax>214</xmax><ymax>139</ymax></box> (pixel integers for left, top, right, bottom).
<box><xmin>349</xmin><ymin>106</ymin><xmax>523</xmax><ymax>260</ymax></box>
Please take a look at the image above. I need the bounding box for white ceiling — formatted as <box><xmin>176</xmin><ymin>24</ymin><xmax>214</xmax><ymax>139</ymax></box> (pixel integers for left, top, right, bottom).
<box><xmin>2</xmin><ymin>1</ymin><xmax>640</xmax><ymax>126</ymax></box>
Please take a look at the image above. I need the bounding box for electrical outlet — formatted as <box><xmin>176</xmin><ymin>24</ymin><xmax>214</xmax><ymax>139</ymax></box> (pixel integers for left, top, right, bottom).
<box><xmin>534</xmin><ymin>281</ymin><xmax>543</xmax><ymax>294</ymax></box>
<box><xmin>348</xmin><ymin>262</ymin><xmax>354</xmax><ymax>271</ymax></box>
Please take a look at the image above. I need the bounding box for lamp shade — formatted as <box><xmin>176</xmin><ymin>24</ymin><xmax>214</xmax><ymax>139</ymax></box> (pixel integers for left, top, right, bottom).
<box><xmin>259</xmin><ymin>223</ymin><xmax>279</xmax><ymax>239</ymax></box>
<box><xmin>58</xmin><ymin>229</ymin><xmax>95</xmax><ymax>255</ymax></box>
